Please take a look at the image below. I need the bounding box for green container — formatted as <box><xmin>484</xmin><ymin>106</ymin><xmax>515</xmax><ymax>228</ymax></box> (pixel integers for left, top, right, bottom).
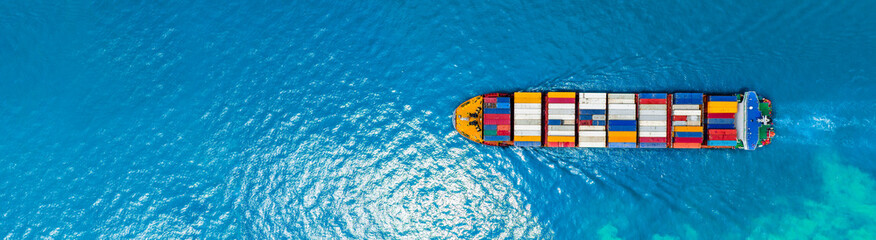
<box><xmin>484</xmin><ymin>130</ymin><xmax>497</xmax><ymax>136</ymax></box>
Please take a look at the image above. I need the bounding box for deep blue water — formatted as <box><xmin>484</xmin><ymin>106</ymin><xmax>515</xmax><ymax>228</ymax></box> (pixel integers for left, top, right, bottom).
<box><xmin>2</xmin><ymin>1</ymin><xmax>876</xmax><ymax>239</ymax></box>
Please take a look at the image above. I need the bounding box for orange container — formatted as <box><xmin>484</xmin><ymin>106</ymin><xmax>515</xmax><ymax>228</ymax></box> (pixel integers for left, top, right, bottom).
<box><xmin>672</xmin><ymin>143</ymin><xmax>702</xmax><ymax>148</ymax></box>
<box><xmin>514</xmin><ymin>136</ymin><xmax>541</xmax><ymax>142</ymax></box>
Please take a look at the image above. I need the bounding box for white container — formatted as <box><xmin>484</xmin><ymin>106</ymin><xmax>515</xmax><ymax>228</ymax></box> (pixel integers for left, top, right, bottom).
<box><xmin>513</xmin><ymin>114</ymin><xmax>541</xmax><ymax>120</ymax></box>
<box><xmin>548</xmin><ymin>126</ymin><xmax>575</xmax><ymax>131</ymax></box>
<box><xmin>609</xmin><ymin>104</ymin><xmax>636</xmax><ymax>110</ymax></box>
<box><xmin>640</xmin><ymin>110</ymin><xmax>666</xmax><ymax>115</ymax></box>
<box><xmin>672</xmin><ymin>104</ymin><xmax>700</xmax><ymax>110</ymax></box>
<box><xmin>514</xmin><ymin>103</ymin><xmax>542</xmax><ymax>109</ymax></box>
<box><xmin>548</xmin><ymin>103</ymin><xmax>575</xmax><ymax>109</ymax></box>
<box><xmin>673</xmin><ymin>110</ymin><xmax>702</xmax><ymax>115</ymax></box>
<box><xmin>514</xmin><ymin>130</ymin><xmax>541</xmax><ymax>136</ymax></box>
<box><xmin>608</xmin><ymin>99</ymin><xmax>635</xmax><ymax>104</ymax></box>
<box><xmin>608</xmin><ymin>115</ymin><xmax>636</xmax><ymax>120</ymax></box>
<box><xmin>578</xmin><ymin>136</ymin><xmax>606</xmax><ymax>141</ymax></box>
<box><xmin>515</xmin><ymin>119</ymin><xmax>540</xmax><ymax>125</ymax></box>
<box><xmin>579</xmin><ymin>99</ymin><xmax>607</xmax><ymax>104</ymax></box>
<box><xmin>549</xmin><ymin>115</ymin><xmax>575</xmax><ymax>120</ymax></box>
<box><xmin>639</xmin><ymin>115</ymin><xmax>665</xmax><ymax>121</ymax></box>
<box><xmin>579</xmin><ymin>131</ymin><xmax>607</xmax><ymax>137</ymax></box>
<box><xmin>639</xmin><ymin>105</ymin><xmax>667</xmax><ymax>110</ymax></box>
<box><xmin>548</xmin><ymin>109</ymin><xmax>575</xmax><ymax>115</ymax></box>
<box><xmin>608</xmin><ymin>93</ymin><xmax>635</xmax><ymax>99</ymax></box>
<box><xmin>514</xmin><ymin>125</ymin><xmax>541</xmax><ymax>131</ymax></box>
<box><xmin>639</xmin><ymin>131</ymin><xmax>667</xmax><ymax>137</ymax></box>
<box><xmin>640</xmin><ymin>121</ymin><xmax>668</xmax><ymax>126</ymax></box>
<box><xmin>579</xmin><ymin>103</ymin><xmax>606</xmax><ymax>109</ymax></box>
<box><xmin>513</xmin><ymin>109</ymin><xmax>540</xmax><ymax>114</ymax></box>
<box><xmin>592</xmin><ymin>115</ymin><xmax>606</xmax><ymax>120</ymax></box>
<box><xmin>579</xmin><ymin>125</ymin><xmax>606</xmax><ymax>130</ymax></box>
<box><xmin>583</xmin><ymin>93</ymin><xmax>607</xmax><ymax>98</ymax></box>
<box><xmin>548</xmin><ymin>130</ymin><xmax>575</xmax><ymax>136</ymax></box>
<box><xmin>579</xmin><ymin>142</ymin><xmax>606</xmax><ymax>148</ymax></box>
<box><xmin>639</xmin><ymin>126</ymin><xmax>667</xmax><ymax>132</ymax></box>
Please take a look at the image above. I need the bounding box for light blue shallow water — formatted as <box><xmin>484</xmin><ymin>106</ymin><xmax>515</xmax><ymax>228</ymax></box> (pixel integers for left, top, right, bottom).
<box><xmin>2</xmin><ymin>1</ymin><xmax>876</xmax><ymax>239</ymax></box>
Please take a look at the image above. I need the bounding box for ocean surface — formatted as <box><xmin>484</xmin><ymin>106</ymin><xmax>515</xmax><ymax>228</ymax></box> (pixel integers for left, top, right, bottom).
<box><xmin>2</xmin><ymin>1</ymin><xmax>876</xmax><ymax>239</ymax></box>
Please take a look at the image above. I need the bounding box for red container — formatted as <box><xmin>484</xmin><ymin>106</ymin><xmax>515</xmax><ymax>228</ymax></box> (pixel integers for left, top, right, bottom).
<box><xmin>546</xmin><ymin>142</ymin><xmax>576</xmax><ymax>147</ymax></box>
<box><xmin>674</xmin><ymin>137</ymin><xmax>704</xmax><ymax>143</ymax></box>
<box><xmin>484</xmin><ymin>119</ymin><xmax>511</xmax><ymax>125</ymax></box>
<box><xmin>484</xmin><ymin>98</ymin><xmax>497</xmax><ymax>103</ymax></box>
<box><xmin>578</xmin><ymin>120</ymin><xmax>592</xmax><ymax>125</ymax></box>
<box><xmin>497</xmin><ymin>125</ymin><xmax>511</xmax><ymax>131</ymax></box>
<box><xmin>708</xmin><ymin>129</ymin><xmax>737</xmax><ymax>135</ymax></box>
<box><xmin>673</xmin><ymin>116</ymin><xmax>687</xmax><ymax>121</ymax></box>
<box><xmin>640</xmin><ymin>99</ymin><xmax>667</xmax><ymax>104</ymax></box>
<box><xmin>709</xmin><ymin>134</ymin><xmax>736</xmax><ymax>141</ymax></box>
<box><xmin>639</xmin><ymin>137</ymin><xmax>667</xmax><ymax>143</ymax></box>
<box><xmin>484</xmin><ymin>114</ymin><xmax>510</xmax><ymax>120</ymax></box>
<box><xmin>497</xmin><ymin>130</ymin><xmax>511</xmax><ymax>136</ymax></box>
<box><xmin>707</xmin><ymin>113</ymin><xmax>735</xmax><ymax>118</ymax></box>
<box><xmin>547</xmin><ymin>98</ymin><xmax>575</xmax><ymax>103</ymax></box>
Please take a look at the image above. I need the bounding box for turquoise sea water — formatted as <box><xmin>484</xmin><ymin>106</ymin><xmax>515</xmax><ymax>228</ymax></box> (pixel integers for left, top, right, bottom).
<box><xmin>2</xmin><ymin>1</ymin><xmax>876</xmax><ymax>239</ymax></box>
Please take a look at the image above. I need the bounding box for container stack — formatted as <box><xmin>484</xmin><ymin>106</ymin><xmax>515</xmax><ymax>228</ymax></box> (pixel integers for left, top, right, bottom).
<box><xmin>706</xmin><ymin>95</ymin><xmax>739</xmax><ymax>147</ymax></box>
<box><xmin>607</xmin><ymin>93</ymin><xmax>637</xmax><ymax>148</ymax></box>
<box><xmin>483</xmin><ymin>95</ymin><xmax>511</xmax><ymax>142</ymax></box>
<box><xmin>577</xmin><ymin>93</ymin><xmax>607</xmax><ymax>148</ymax></box>
<box><xmin>637</xmin><ymin>93</ymin><xmax>669</xmax><ymax>148</ymax></box>
<box><xmin>545</xmin><ymin>92</ymin><xmax>577</xmax><ymax>147</ymax></box>
<box><xmin>671</xmin><ymin>93</ymin><xmax>704</xmax><ymax>148</ymax></box>
<box><xmin>513</xmin><ymin>92</ymin><xmax>543</xmax><ymax>147</ymax></box>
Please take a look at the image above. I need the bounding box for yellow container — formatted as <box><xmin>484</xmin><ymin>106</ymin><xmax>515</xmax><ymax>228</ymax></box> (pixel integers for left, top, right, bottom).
<box><xmin>514</xmin><ymin>136</ymin><xmax>541</xmax><ymax>142</ymax></box>
<box><xmin>514</xmin><ymin>92</ymin><xmax>542</xmax><ymax>103</ymax></box>
<box><xmin>608</xmin><ymin>131</ymin><xmax>637</xmax><ymax>142</ymax></box>
<box><xmin>707</xmin><ymin>107</ymin><xmax>738</xmax><ymax>113</ymax></box>
<box><xmin>547</xmin><ymin>136</ymin><xmax>575</xmax><ymax>142</ymax></box>
<box><xmin>547</xmin><ymin>92</ymin><xmax>576</xmax><ymax>98</ymax></box>
<box><xmin>515</xmin><ymin>98</ymin><xmax>541</xmax><ymax>103</ymax></box>
<box><xmin>708</xmin><ymin>102</ymin><xmax>737</xmax><ymax>109</ymax></box>
<box><xmin>674</xmin><ymin>126</ymin><xmax>703</xmax><ymax>132</ymax></box>
<box><xmin>707</xmin><ymin>102</ymin><xmax>737</xmax><ymax>113</ymax></box>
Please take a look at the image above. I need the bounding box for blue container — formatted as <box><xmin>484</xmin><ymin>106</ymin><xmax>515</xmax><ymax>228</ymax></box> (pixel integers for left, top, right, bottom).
<box><xmin>496</xmin><ymin>97</ymin><xmax>510</xmax><ymax>103</ymax></box>
<box><xmin>548</xmin><ymin>120</ymin><xmax>563</xmax><ymax>125</ymax></box>
<box><xmin>608</xmin><ymin>142</ymin><xmax>637</xmax><ymax>148</ymax></box>
<box><xmin>707</xmin><ymin>124</ymin><xmax>735</xmax><ymax>129</ymax></box>
<box><xmin>608</xmin><ymin>120</ymin><xmax>636</xmax><ymax>126</ymax></box>
<box><xmin>707</xmin><ymin>118</ymin><xmax>734</xmax><ymax>124</ymax></box>
<box><xmin>579</xmin><ymin>115</ymin><xmax>592</xmax><ymax>120</ymax></box>
<box><xmin>496</xmin><ymin>103</ymin><xmax>510</xmax><ymax>109</ymax></box>
<box><xmin>592</xmin><ymin>120</ymin><xmax>606</xmax><ymax>126</ymax></box>
<box><xmin>676</xmin><ymin>131</ymin><xmax>703</xmax><ymax>138</ymax></box>
<box><xmin>640</xmin><ymin>142</ymin><xmax>667</xmax><ymax>148</ymax></box>
<box><xmin>484</xmin><ymin>136</ymin><xmax>511</xmax><ymax>141</ymax></box>
<box><xmin>707</xmin><ymin>140</ymin><xmax>737</xmax><ymax>146</ymax></box>
<box><xmin>484</xmin><ymin>125</ymin><xmax>498</xmax><ymax>131</ymax></box>
<box><xmin>639</xmin><ymin>93</ymin><xmax>667</xmax><ymax>99</ymax></box>
<box><xmin>484</xmin><ymin>108</ymin><xmax>510</xmax><ymax>114</ymax></box>
<box><xmin>709</xmin><ymin>96</ymin><xmax>737</xmax><ymax>102</ymax></box>
<box><xmin>579</xmin><ymin>109</ymin><xmax>606</xmax><ymax>115</ymax></box>
<box><xmin>514</xmin><ymin>141</ymin><xmax>541</xmax><ymax>147</ymax></box>
<box><xmin>608</xmin><ymin>125</ymin><xmax>637</xmax><ymax>131</ymax></box>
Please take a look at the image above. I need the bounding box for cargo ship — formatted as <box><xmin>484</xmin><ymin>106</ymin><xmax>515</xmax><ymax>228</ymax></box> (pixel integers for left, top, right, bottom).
<box><xmin>453</xmin><ymin>91</ymin><xmax>774</xmax><ymax>150</ymax></box>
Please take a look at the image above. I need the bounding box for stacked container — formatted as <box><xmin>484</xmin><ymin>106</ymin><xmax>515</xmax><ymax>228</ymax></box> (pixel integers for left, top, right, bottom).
<box><xmin>577</xmin><ymin>93</ymin><xmax>607</xmax><ymax>147</ymax></box>
<box><xmin>706</xmin><ymin>95</ymin><xmax>739</xmax><ymax>147</ymax></box>
<box><xmin>483</xmin><ymin>95</ymin><xmax>511</xmax><ymax>142</ymax></box>
<box><xmin>637</xmin><ymin>93</ymin><xmax>669</xmax><ymax>148</ymax></box>
<box><xmin>671</xmin><ymin>93</ymin><xmax>704</xmax><ymax>148</ymax></box>
<box><xmin>545</xmin><ymin>92</ymin><xmax>577</xmax><ymax>147</ymax></box>
<box><xmin>607</xmin><ymin>93</ymin><xmax>637</xmax><ymax>148</ymax></box>
<box><xmin>513</xmin><ymin>92</ymin><xmax>543</xmax><ymax>147</ymax></box>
